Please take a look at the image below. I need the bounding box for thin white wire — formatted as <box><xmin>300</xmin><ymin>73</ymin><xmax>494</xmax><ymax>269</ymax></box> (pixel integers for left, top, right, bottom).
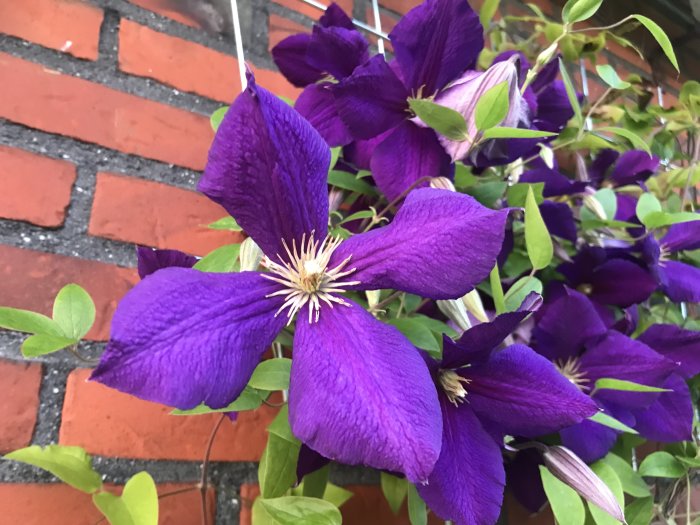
<box><xmin>579</xmin><ymin>59</ymin><xmax>593</xmax><ymax>130</ymax></box>
<box><xmin>371</xmin><ymin>0</ymin><xmax>385</xmax><ymax>56</ymax></box>
<box><xmin>230</xmin><ymin>0</ymin><xmax>247</xmax><ymax>91</ymax></box>
<box><xmin>299</xmin><ymin>0</ymin><xmax>389</xmax><ymax>39</ymax></box>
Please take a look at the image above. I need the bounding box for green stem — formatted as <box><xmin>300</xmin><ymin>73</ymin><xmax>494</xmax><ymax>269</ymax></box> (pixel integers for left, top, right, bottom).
<box><xmin>490</xmin><ymin>265</ymin><xmax>506</xmax><ymax>314</ymax></box>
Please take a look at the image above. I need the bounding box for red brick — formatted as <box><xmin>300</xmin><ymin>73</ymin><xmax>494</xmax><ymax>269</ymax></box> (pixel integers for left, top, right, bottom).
<box><xmin>0</xmin><ymin>146</ymin><xmax>76</xmax><ymax>228</ymax></box>
<box><xmin>119</xmin><ymin>19</ymin><xmax>300</xmax><ymax>103</ymax></box>
<box><xmin>0</xmin><ymin>359</ymin><xmax>42</xmax><ymax>453</ymax></box>
<box><xmin>0</xmin><ymin>483</ymin><xmax>215</xmax><ymax>524</ymax></box>
<box><xmin>0</xmin><ymin>53</ymin><xmax>213</xmax><ymax>171</ymax></box>
<box><xmin>0</xmin><ymin>245</ymin><xmax>138</xmax><ymax>341</ymax></box>
<box><xmin>88</xmin><ymin>172</ymin><xmax>242</xmax><ymax>256</ymax></box>
<box><xmin>274</xmin><ymin>0</ymin><xmax>353</xmax><ymax>22</ymax></box>
<box><xmin>0</xmin><ymin>0</ymin><xmax>102</xmax><ymax>60</ymax></box>
<box><xmin>129</xmin><ymin>0</ymin><xmax>202</xmax><ymax>28</ymax></box>
<box><xmin>268</xmin><ymin>14</ymin><xmax>309</xmax><ymax>51</ymax></box>
<box><xmin>60</xmin><ymin>369</ymin><xmax>278</xmax><ymax>461</ymax></box>
<box><xmin>378</xmin><ymin>0</ymin><xmax>421</xmax><ymax>15</ymax></box>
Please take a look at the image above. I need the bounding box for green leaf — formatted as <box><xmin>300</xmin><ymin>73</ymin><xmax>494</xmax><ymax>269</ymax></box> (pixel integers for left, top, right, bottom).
<box><xmin>603</xmin><ymin>454</ymin><xmax>650</xmax><ymax>498</ymax></box>
<box><xmin>329</xmin><ymin>147</ymin><xmax>341</xmax><ymax>171</ymax></box>
<box><xmin>625</xmin><ymin>497</ymin><xmax>653</xmax><ymax>525</ymax></box>
<box><xmin>642</xmin><ymin>211</ymin><xmax>700</xmax><ymax>229</ymax></box>
<box><xmin>481</xmin><ymin>127</ymin><xmax>556</xmax><ymax>139</ymax></box>
<box><xmin>598</xmin><ymin>126</ymin><xmax>651</xmax><ymax>155</ymax></box>
<box><xmin>540</xmin><ymin>466</ymin><xmax>586</xmax><ymax>525</ymax></box>
<box><xmin>631</xmin><ymin>15</ymin><xmax>679</xmax><ymax>72</ymax></box>
<box><xmin>504</xmin><ymin>276</ymin><xmax>543</xmax><ymax>312</ymax></box>
<box><xmin>639</xmin><ymin>451</ymin><xmax>687</xmax><ymax>478</ymax></box>
<box><xmin>93</xmin><ymin>493</ymin><xmax>133</xmax><ymax>525</ymax></box>
<box><xmin>5</xmin><ymin>445</ymin><xmax>102</xmax><ymax>493</ymax></box>
<box><xmin>339</xmin><ymin>210</ymin><xmax>375</xmax><ymax>224</ymax></box>
<box><xmin>248</xmin><ymin>358</ymin><xmax>292</xmax><ymax>391</ymax></box>
<box><xmin>594</xmin><ymin>378</ymin><xmax>671</xmax><ymax>394</ymax></box>
<box><xmin>207</xmin><ymin>216</ymin><xmax>242</xmax><ymax>231</ymax></box>
<box><xmin>22</xmin><ymin>333</ymin><xmax>77</xmax><ymax>357</ymax></box>
<box><xmin>301</xmin><ymin>465</ymin><xmax>329</xmax><ymax>499</ymax></box>
<box><xmin>635</xmin><ymin>193</ymin><xmax>662</xmax><ymax>224</ymax></box>
<box><xmin>563</xmin><ymin>0</ymin><xmax>603</xmax><ymax>23</ymax></box>
<box><xmin>210</xmin><ymin>106</ymin><xmax>228</xmax><ymax>131</ymax></box>
<box><xmin>407</xmin><ymin>484</ymin><xmax>427</xmax><ymax>525</ymax></box>
<box><xmin>466</xmin><ymin>180</ymin><xmax>507</xmax><ymax>207</ymax></box>
<box><xmin>193</xmin><ymin>244</ymin><xmax>240</xmax><ymax>273</ymax></box>
<box><xmin>524</xmin><ymin>186</ymin><xmax>553</xmax><ymax>270</ymax></box>
<box><xmin>490</xmin><ymin>265</ymin><xmax>506</xmax><ymax>315</ymax></box>
<box><xmin>52</xmin><ymin>284</ymin><xmax>96</xmax><ymax>340</ymax></box>
<box><xmin>260</xmin><ymin>496</ymin><xmax>342</xmax><ymax>525</ymax></box>
<box><xmin>408</xmin><ymin>98</ymin><xmax>468</xmax><ymax>141</ymax></box>
<box><xmin>596</xmin><ymin>65</ymin><xmax>631</xmax><ymax>90</ymax></box>
<box><xmin>259</xmin><ymin>433</ymin><xmax>301</xmax><ymax>498</ymax></box>
<box><xmin>480</xmin><ymin>0</ymin><xmax>500</xmax><ymax>28</ymax></box>
<box><xmin>171</xmin><ymin>386</ymin><xmax>264</xmax><ymax>415</ymax></box>
<box><xmin>506</xmin><ymin>182</ymin><xmax>544</xmax><ymax>207</ymax></box>
<box><xmin>559</xmin><ymin>59</ymin><xmax>584</xmax><ymax>129</ymax></box>
<box><xmin>92</xmin><ymin>471</ymin><xmax>158</xmax><ymax>525</ymax></box>
<box><xmin>387</xmin><ymin>318</ymin><xmax>440</xmax><ymax>355</ymax></box>
<box><xmin>381</xmin><ymin>473</ymin><xmax>407</xmax><ymax>515</ymax></box>
<box><xmin>267</xmin><ymin>405</ymin><xmax>299</xmax><ymax>444</ymax></box>
<box><xmin>327</xmin><ymin>170</ymin><xmax>377</xmax><ymax>196</ymax></box>
<box><xmin>580</xmin><ymin>188</ymin><xmax>617</xmax><ymax>222</ymax></box>
<box><xmin>0</xmin><ymin>307</ymin><xmax>63</xmax><ymax>336</ymax></box>
<box><xmin>321</xmin><ymin>483</ymin><xmax>353</xmax><ymax>508</ymax></box>
<box><xmin>588</xmin><ymin>461</ymin><xmax>625</xmax><ymax>525</ymax></box>
<box><xmin>589</xmin><ymin>412</ymin><xmax>638</xmax><ymax>434</ymax></box>
<box><xmin>475</xmin><ymin>81</ymin><xmax>510</xmax><ymax>131</ymax></box>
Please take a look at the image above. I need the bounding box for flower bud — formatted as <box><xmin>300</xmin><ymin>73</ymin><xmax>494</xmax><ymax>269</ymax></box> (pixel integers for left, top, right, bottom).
<box><xmin>366</xmin><ymin>289</ymin><xmax>381</xmax><ymax>311</ymax></box>
<box><xmin>239</xmin><ymin>237</ymin><xmax>263</xmax><ymax>271</ymax></box>
<box><xmin>437</xmin><ymin>299</ymin><xmax>471</xmax><ymax>333</ymax></box>
<box><xmin>462</xmin><ymin>289</ymin><xmax>489</xmax><ymax>323</ymax></box>
<box><xmin>543</xmin><ymin>446</ymin><xmax>625</xmax><ymax>524</ymax></box>
<box><xmin>539</xmin><ymin>145</ymin><xmax>554</xmax><ymax>169</ymax></box>
<box><xmin>582</xmin><ymin>191</ymin><xmax>608</xmax><ymax>221</ymax></box>
<box><xmin>328</xmin><ymin>189</ymin><xmax>344</xmax><ymax>213</ymax></box>
<box><xmin>430</xmin><ymin>177</ymin><xmax>456</xmax><ymax>192</ymax></box>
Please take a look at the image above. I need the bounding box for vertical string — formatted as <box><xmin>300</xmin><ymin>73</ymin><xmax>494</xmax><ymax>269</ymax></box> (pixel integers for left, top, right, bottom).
<box><xmin>230</xmin><ymin>0</ymin><xmax>247</xmax><ymax>91</ymax></box>
<box><xmin>579</xmin><ymin>59</ymin><xmax>592</xmax><ymax>130</ymax></box>
<box><xmin>371</xmin><ymin>0</ymin><xmax>385</xmax><ymax>56</ymax></box>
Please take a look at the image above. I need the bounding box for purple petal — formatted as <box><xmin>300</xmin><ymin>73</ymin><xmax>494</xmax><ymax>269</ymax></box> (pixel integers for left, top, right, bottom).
<box><xmin>533</xmin><ymin>287</ymin><xmax>607</xmax><ymax>361</ymax></box>
<box><xmin>658</xmin><ymin>260</ymin><xmax>700</xmax><ymax>303</ymax></box>
<box><xmin>271</xmin><ymin>34</ymin><xmax>324</xmax><ymax>88</ymax></box>
<box><xmin>289</xmin><ymin>299</ymin><xmax>442</xmax><ymax>483</ymax></box>
<box><xmin>638</xmin><ymin>324</ymin><xmax>700</xmax><ymax>379</ymax></box>
<box><xmin>493</xmin><ymin>50</ymin><xmax>530</xmax><ymax>81</ymax></box>
<box><xmin>632</xmin><ymin>374</ymin><xmax>693</xmax><ymax>442</ymax></box>
<box><xmin>136</xmin><ymin>246</ymin><xmax>197</xmax><ymax>279</ymax></box>
<box><xmin>560</xmin><ymin>417</ymin><xmax>621</xmax><ymax>463</ymax></box>
<box><xmin>520</xmin><ymin>169</ymin><xmax>587</xmax><ymax>197</ymax></box>
<box><xmin>540</xmin><ymin>201</ymin><xmax>577</xmax><ymax>243</ymax></box>
<box><xmin>506</xmin><ymin>449</ymin><xmax>547</xmax><ymax>514</ymax></box>
<box><xmin>296</xmin><ymin>444</ymin><xmax>330</xmax><ymax>481</ymax></box>
<box><xmin>463</xmin><ymin>345</ymin><xmax>597</xmax><ymax>437</ymax></box>
<box><xmin>333</xmin><ymin>55</ymin><xmax>409</xmax><ymax>139</ymax></box>
<box><xmin>530</xmin><ymin>57</ymin><xmax>560</xmax><ymax>94</ymax></box>
<box><xmin>370</xmin><ymin>121</ymin><xmax>452</xmax><ymax>201</ymax></box>
<box><xmin>533</xmin><ymin>80</ymin><xmax>576</xmax><ymax>132</ymax></box>
<box><xmin>332</xmin><ymin>188</ymin><xmax>508</xmax><ymax>299</ymax></box>
<box><xmin>295</xmin><ymin>83</ymin><xmax>353</xmax><ymax>147</ymax></box>
<box><xmin>91</xmin><ymin>270</ymin><xmax>286</xmax><ymax>409</ymax></box>
<box><xmin>614</xmin><ymin>193</ymin><xmax>638</xmax><ymax>222</ymax></box>
<box><xmin>343</xmin><ymin>132</ymin><xmax>391</xmax><ymax>170</ymax></box>
<box><xmin>390</xmin><ymin>0</ymin><xmax>483</xmax><ymax>94</ymax></box>
<box><xmin>588</xmin><ymin>149</ymin><xmax>619</xmax><ymax>185</ymax></box>
<box><xmin>200</xmin><ymin>74</ymin><xmax>330</xmax><ymax>259</ymax></box>
<box><xmin>307</xmin><ymin>25</ymin><xmax>369</xmax><ymax>81</ymax></box>
<box><xmin>417</xmin><ymin>401</ymin><xmax>505</xmax><ymax>525</ymax></box>
<box><xmin>610</xmin><ymin>150</ymin><xmax>659</xmax><ymax>186</ymax></box>
<box><xmin>588</xmin><ymin>259</ymin><xmax>658</xmax><ymax>307</ymax></box>
<box><xmin>661</xmin><ymin>220</ymin><xmax>700</xmax><ymax>252</ymax></box>
<box><xmin>318</xmin><ymin>3</ymin><xmax>354</xmax><ymax>29</ymax></box>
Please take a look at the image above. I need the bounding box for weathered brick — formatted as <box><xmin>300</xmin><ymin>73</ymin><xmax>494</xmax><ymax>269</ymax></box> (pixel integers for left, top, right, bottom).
<box><xmin>273</xmin><ymin>0</ymin><xmax>353</xmax><ymax>22</ymax></box>
<box><xmin>0</xmin><ymin>245</ymin><xmax>138</xmax><ymax>341</ymax></box>
<box><xmin>128</xmin><ymin>0</ymin><xmax>202</xmax><ymax>28</ymax></box>
<box><xmin>0</xmin><ymin>53</ymin><xmax>213</xmax><ymax>171</ymax></box>
<box><xmin>0</xmin><ymin>0</ymin><xmax>102</xmax><ymax>60</ymax></box>
<box><xmin>0</xmin><ymin>146</ymin><xmax>76</xmax><ymax>228</ymax></box>
<box><xmin>0</xmin><ymin>482</ymin><xmax>215</xmax><ymax>524</ymax></box>
<box><xmin>0</xmin><ymin>359</ymin><xmax>42</xmax><ymax>453</ymax></box>
<box><xmin>378</xmin><ymin>0</ymin><xmax>421</xmax><ymax>16</ymax></box>
<box><xmin>119</xmin><ymin>19</ymin><xmax>300</xmax><ymax>102</ymax></box>
<box><xmin>60</xmin><ymin>369</ymin><xmax>278</xmax><ymax>461</ymax></box>
<box><xmin>88</xmin><ymin>172</ymin><xmax>242</xmax><ymax>256</ymax></box>
<box><xmin>268</xmin><ymin>14</ymin><xmax>309</xmax><ymax>51</ymax></box>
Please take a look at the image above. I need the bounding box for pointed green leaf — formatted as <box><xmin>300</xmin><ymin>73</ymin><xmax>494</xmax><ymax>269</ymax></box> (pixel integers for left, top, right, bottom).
<box><xmin>122</xmin><ymin>472</ymin><xmax>158</xmax><ymax>525</ymax></box>
<box><xmin>540</xmin><ymin>466</ymin><xmax>586</xmax><ymax>525</ymax></box>
<box><xmin>594</xmin><ymin>378</ymin><xmax>671</xmax><ymax>394</ymax></box>
<box><xmin>0</xmin><ymin>307</ymin><xmax>63</xmax><ymax>336</ymax></box>
<box><xmin>408</xmin><ymin>98</ymin><xmax>468</xmax><ymax>141</ymax></box>
<box><xmin>206</xmin><ymin>216</ymin><xmax>242</xmax><ymax>231</ymax></box>
<box><xmin>631</xmin><ymin>15</ymin><xmax>679</xmax><ymax>72</ymax></box>
<box><xmin>328</xmin><ymin>170</ymin><xmax>378</xmax><ymax>196</ymax></box>
<box><xmin>559</xmin><ymin>59</ymin><xmax>584</xmax><ymax>128</ymax></box>
<box><xmin>210</xmin><ymin>106</ymin><xmax>228</xmax><ymax>131</ymax></box>
<box><xmin>642</xmin><ymin>211</ymin><xmax>700</xmax><ymax>229</ymax></box>
<box><xmin>260</xmin><ymin>496</ymin><xmax>342</xmax><ymax>525</ymax></box>
<box><xmin>22</xmin><ymin>333</ymin><xmax>77</xmax><ymax>357</ymax></box>
<box><xmin>52</xmin><ymin>284</ymin><xmax>96</xmax><ymax>340</ymax></box>
<box><xmin>580</xmin><ymin>188</ymin><xmax>617</xmax><ymax>222</ymax></box>
<box><xmin>635</xmin><ymin>192</ymin><xmax>662</xmax><ymax>224</ymax></box>
<box><xmin>481</xmin><ymin>127</ymin><xmax>556</xmax><ymax>139</ymax></box>
<box><xmin>381</xmin><ymin>473</ymin><xmax>407</xmax><ymax>515</ymax></box>
<box><xmin>588</xmin><ymin>461</ymin><xmax>625</xmax><ymax>525</ymax></box>
<box><xmin>93</xmin><ymin>492</ymin><xmax>134</xmax><ymax>525</ymax></box>
<box><xmin>194</xmin><ymin>244</ymin><xmax>241</xmax><ymax>273</ymax></box>
<box><xmin>639</xmin><ymin>451</ymin><xmax>687</xmax><ymax>478</ymax></box>
<box><xmin>504</xmin><ymin>276</ymin><xmax>543</xmax><ymax>312</ymax></box>
<box><xmin>386</xmin><ymin>318</ymin><xmax>440</xmax><ymax>355</ymax></box>
<box><xmin>596</xmin><ymin>65</ymin><xmax>631</xmax><ymax>90</ymax></box>
<box><xmin>598</xmin><ymin>126</ymin><xmax>651</xmax><ymax>155</ymax></box>
<box><xmin>589</xmin><ymin>412</ymin><xmax>638</xmax><ymax>434</ymax></box>
<box><xmin>603</xmin><ymin>454</ymin><xmax>650</xmax><ymax>498</ymax></box>
<box><xmin>475</xmin><ymin>81</ymin><xmax>510</xmax><ymax>131</ymax></box>
<box><xmin>259</xmin><ymin>433</ymin><xmax>301</xmax><ymax>499</ymax></box>
<box><xmin>5</xmin><ymin>445</ymin><xmax>102</xmax><ymax>493</ymax></box>
<box><xmin>480</xmin><ymin>0</ymin><xmax>500</xmax><ymax>28</ymax></box>
<box><xmin>301</xmin><ymin>465</ymin><xmax>329</xmax><ymax>499</ymax></box>
<box><xmin>525</xmin><ymin>186</ymin><xmax>553</xmax><ymax>270</ymax></box>
<box><xmin>248</xmin><ymin>358</ymin><xmax>292</xmax><ymax>391</ymax></box>
<box><xmin>563</xmin><ymin>0</ymin><xmax>603</xmax><ymax>23</ymax></box>
<box><xmin>170</xmin><ymin>386</ymin><xmax>264</xmax><ymax>415</ymax></box>
<box><xmin>625</xmin><ymin>497</ymin><xmax>653</xmax><ymax>525</ymax></box>
<box><xmin>407</xmin><ymin>484</ymin><xmax>427</xmax><ymax>525</ymax></box>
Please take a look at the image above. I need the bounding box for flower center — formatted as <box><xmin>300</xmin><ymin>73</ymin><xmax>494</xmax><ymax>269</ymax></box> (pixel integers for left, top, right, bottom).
<box><xmin>555</xmin><ymin>357</ymin><xmax>590</xmax><ymax>392</ymax></box>
<box><xmin>261</xmin><ymin>231</ymin><xmax>360</xmax><ymax>324</ymax></box>
<box><xmin>439</xmin><ymin>369</ymin><xmax>471</xmax><ymax>406</ymax></box>
<box><xmin>658</xmin><ymin>243</ymin><xmax>671</xmax><ymax>265</ymax></box>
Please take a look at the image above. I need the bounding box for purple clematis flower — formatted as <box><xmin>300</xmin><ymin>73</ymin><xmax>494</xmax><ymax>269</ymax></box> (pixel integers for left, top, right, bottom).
<box><xmin>91</xmin><ymin>74</ymin><xmax>510</xmax><ymax>483</ymax></box>
<box><xmin>418</xmin><ymin>296</ymin><xmax>596</xmax><ymax>524</ymax></box>
<box><xmin>588</xmin><ymin>149</ymin><xmax>660</xmax><ymax>187</ymax></box>
<box><xmin>136</xmin><ymin>246</ymin><xmax>197</xmax><ymax>279</ymax></box>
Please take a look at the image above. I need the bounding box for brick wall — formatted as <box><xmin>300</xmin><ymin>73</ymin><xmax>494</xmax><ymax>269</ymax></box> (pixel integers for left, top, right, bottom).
<box><xmin>0</xmin><ymin>0</ymin><xmax>686</xmax><ymax>523</ymax></box>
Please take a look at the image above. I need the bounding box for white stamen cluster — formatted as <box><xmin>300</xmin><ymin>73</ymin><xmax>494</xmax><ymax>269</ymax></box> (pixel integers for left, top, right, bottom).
<box><xmin>439</xmin><ymin>370</ymin><xmax>472</xmax><ymax>406</ymax></box>
<box><xmin>261</xmin><ymin>231</ymin><xmax>360</xmax><ymax>324</ymax></box>
<box><xmin>555</xmin><ymin>357</ymin><xmax>590</xmax><ymax>391</ymax></box>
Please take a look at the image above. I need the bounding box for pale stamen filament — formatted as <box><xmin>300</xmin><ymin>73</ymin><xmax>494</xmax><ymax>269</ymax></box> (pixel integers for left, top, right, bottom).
<box><xmin>555</xmin><ymin>356</ymin><xmax>590</xmax><ymax>391</ymax></box>
<box><xmin>439</xmin><ymin>369</ymin><xmax>472</xmax><ymax>406</ymax></box>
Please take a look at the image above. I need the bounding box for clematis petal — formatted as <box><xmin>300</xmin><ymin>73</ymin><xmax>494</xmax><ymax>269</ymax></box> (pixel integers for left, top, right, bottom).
<box><xmin>632</xmin><ymin>374</ymin><xmax>693</xmax><ymax>442</ymax></box>
<box><xmin>136</xmin><ymin>246</ymin><xmax>197</xmax><ymax>279</ymax></box>
<box><xmin>658</xmin><ymin>260</ymin><xmax>700</xmax><ymax>303</ymax></box>
<box><xmin>462</xmin><ymin>345</ymin><xmax>597</xmax><ymax>437</ymax></box>
<box><xmin>296</xmin><ymin>444</ymin><xmax>330</xmax><ymax>481</ymax></box>
<box><xmin>91</xmin><ymin>270</ymin><xmax>286</xmax><ymax>409</ymax></box>
<box><xmin>560</xmin><ymin>415</ymin><xmax>622</xmax><ymax>464</ymax></box>
<box><xmin>390</xmin><ymin>0</ymin><xmax>483</xmax><ymax>94</ymax></box>
<box><xmin>540</xmin><ymin>201</ymin><xmax>577</xmax><ymax>243</ymax></box>
<box><xmin>638</xmin><ymin>324</ymin><xmax>700</xmax><ymax>379</ymax></box>
<box><xmin>588</xmin><ymin>149</ymin><xmax>619</xmax><ymax>185</ymax></box>
<box><xmin>271</xmin><ymin>34</ymin><xmax>324</xmax><ymax>88</ymax></box>
<box><xmin>332</xmin><ymin>188</ymin><xmax>508</xmax><ymax>299</ymax></box>
<box><xmin>519</xmin><ymin>169</ymin><xmax>587</xmax><ymax>197</ymax></box>
<box><xmin>506</xmin><ymin>449</ymin><xmax>547</xmax><ymax>514</ymax></box>
<box><xmin>333</xmin><ymin>55</ymin><xmax>410</xmax><ymax>139</ymax></box>
<box><xmin>660</xmin><ymin>220</ymin><xmax>700</xmax><ymax>252</ymax></box>
<box><xmin>318</xmin><ymin>3</ymin><xmax>355</xmax><ymax>29</ymax></box>
<box><xmin>306</xmin><ymin>25</ymin><xmax>369</xmax><ymax>81</ymax></box>
<box><xmin>610</xmin><ymin>150</ymin><xmax>659</xmax><ymax>186</ymax></box>
<box><xmin>417</xmin><ymin>402</ymin><xmax>505</xmax><ymax>525</ymax></box>
<box><xmin>200</xmin><ymin>74</ymin><xmax>330</xmax><ymax>260</ymax></box>
<box><xmin>289</xmin><ymin>300</ymin><xmax>442</xmax><ymax>483</ymax></box>
<box><xmin>587</xmin><ymin>259</ymin><xmax>657</xmax><ymax>307</ymax></box>
<box><xmin>295</xmin><ymin>83</ymin><xmax>353</xmax><ymax>147</ymax></box>
<box><xmin>370</xmin><ymin>121</ymin><xmax>453</xmax><ymax>201</ymax></box>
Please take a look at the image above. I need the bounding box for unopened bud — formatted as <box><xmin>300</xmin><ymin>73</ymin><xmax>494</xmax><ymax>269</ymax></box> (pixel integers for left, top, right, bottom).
<box><xmin>508</xmin><ymin>158</ymin><xmax>524</xmax><ymax>182</ymax></box>
<box><xmin>437</xmin><ymin>299</ymin><xmax>471</xmax><ymax>333</ymax></box>
<box><xmin>462</xmin><ymin>289</ymin><xmax>489</xmax><ymax>323</ymax></box>
<box><xmin>539</xmin><ymin>145</ymin><xmax>554</xmax><ymax>169</ymax></box>
<box><xmin>366</xmin><ymin>290</ymin><xmax>381</xmax><ymax>311</ymax></box>
<box><xmin>239</xmin><ymin>237</ymin><xmax>263</xmax><ymax>271</ymax></box>
<box><xmin>582</xmin><ymin>193</ymin><xmax>608</xmax><ymax>221</ymax></box>
<box><xmin>328</xmin><ymin>189</ymin><xmax>344</xmax><ymax>213</ymax></box>
<box><xmin>535</xmin><ymin>42</ymin><xmax>559</xmax><ymax>69</ymax></box>
<box><xmin>543</xmin><ymin>446</ymin><xmax>625</xmax><ymax>524</ymax></box>
<box><xmin>430</xmin><ymin>177</ymin><xmax>456</xmax><ymax>192</ymax></box>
